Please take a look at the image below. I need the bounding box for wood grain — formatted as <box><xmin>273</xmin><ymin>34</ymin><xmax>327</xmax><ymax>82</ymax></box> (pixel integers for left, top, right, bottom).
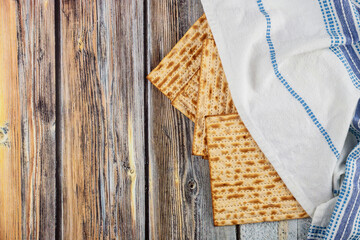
<box><xmin>16</xmin><ymin>1</ymin><xmax>57</xmax><ymax>238</ymax></box>
<box><xmin>146</xmin><ymin>1</ymin><xmax>237</xmax><ymax>239</ymax></box>
<box><xmin>59</xmin><ymin>0</ymin><xmax>145</xmax><ymax>239</ymax></box>
<box><xmin>0</xmin><ymin>0</ymin><xmax>56</xmax><ymax>239</ymax></box>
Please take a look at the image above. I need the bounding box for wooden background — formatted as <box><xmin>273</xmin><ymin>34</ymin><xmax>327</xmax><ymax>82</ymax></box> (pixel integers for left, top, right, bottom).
<box><xmin>0</xmin><ymin>0</ymin><xmax>311</xmax><ymax>239</ymax></box>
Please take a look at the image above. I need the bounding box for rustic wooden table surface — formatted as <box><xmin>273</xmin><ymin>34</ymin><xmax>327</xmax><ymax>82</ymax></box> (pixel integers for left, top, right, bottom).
<box><xmin>0</xmin><ymin>0</ymin><xmax>311</xmax><ymax>239</ymax></box>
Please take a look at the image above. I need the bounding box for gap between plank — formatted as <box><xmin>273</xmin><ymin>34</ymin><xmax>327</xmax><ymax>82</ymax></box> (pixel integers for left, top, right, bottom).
<box><xmin>55</xmin><ymin>0</ymin><xmax>62</xmax><ymax>239</ymax></box>
<box><xmin>144</xmin><ymin>0</ymin><xmax>150</xmax><ymax>239</ymax></box>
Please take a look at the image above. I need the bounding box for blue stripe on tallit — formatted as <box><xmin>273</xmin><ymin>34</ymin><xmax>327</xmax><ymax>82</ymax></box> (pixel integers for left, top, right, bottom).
<box><xmin>353</xmin><ymin>0</ymin><xmax>360</xmax><ymax>8</ymax></box>
<box><xmin>339</xmin><ymin>45</ymin><xmax>360</xmax><ymax>79</ymax></box>
<box><xmin>334</xmin><ymin>0</ymin><xmax>360</xmax><ymax>86</ymax></box>
<box><xmin>330</xmin><ymin>46</ymin><xmax>360</xmax><ymax>90</ymax></box>
<box><xmin>334</xmin><ymin>160</ymin><xmax>360</xmax><ymax>239</ymax></box>
<box><xmin>352</xmin><ymin>98</ymin><xmax>360</xmax><ymax>131</ymax></box>
<box><xmin>256</xmin><ymin>0</ymin><xmax>340</xmax><ymax>158</ymax></box>
<box><xmin>308</xmin><ymin>225</ymin><xmax>327</xmax><ymax>239</ymax></box>
<box><xmin>307</xmin><ymin>99</ymin><xmax>360</xmax><ymax>239</ymax></box>
<box><xmin>333</xmin><ymin>0</ymin><xmax>359</xmax><ymax>43</ymax></box>
<box><xmin>318</xmin><ymin>0</ymin><xmax>360</xmax><ymax>90</ymax></box>
<box><xmin>349</xmin><ymin>125</ymin><xmax>360</xmax><ymax>142</ymax></box>
<box><xmin>317</xmin><ymin>0</ymin><xmax>345</xmax><ymax>46</ymax></box>
<box><xmin>308</xmin><ymin>144</ymin><xmax>360</xmax><ymax>239</ymax></box>
<box><xmin>352</xmin><ymin>4</ymin><xmax>360</xmax><ymax>29</ymax></box>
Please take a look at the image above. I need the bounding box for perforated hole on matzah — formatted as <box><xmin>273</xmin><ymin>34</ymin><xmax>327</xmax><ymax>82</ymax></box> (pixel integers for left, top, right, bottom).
<box><xmin>205</xmin><ymin>114</ymin><xmax>308</xmax><ymax>226</ymax></box>
<box><xmin>147</xmin><ymin>14</ymin><xmax>213</xmax><ymax>101</ymax></box>
<box><xmin>192</xmin><ymin>39</ymin><xmax>237</xmax><ymax>157</ymax></box>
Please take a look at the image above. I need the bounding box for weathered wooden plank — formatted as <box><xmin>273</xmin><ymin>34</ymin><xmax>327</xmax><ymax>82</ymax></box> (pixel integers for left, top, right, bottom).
<box><xmin>16</xmin><ymin>1</ymin><xmax>57</xmax><ymax>238</ymax></box>
<box><xmin>297</xmin><ymin>218</ymin><xmax>311</xmax><ymax>240</ymax></box>
<box><xmin>0</xmin><ymin>0</ymin><xmax>56</xmax><ymax>239</ymax></box>
<box><xmin>146</xmin><ymin>1</ymin><xmax>237</xmax><ymax>239</ymax></box>
<box><xmin>0</xmin><ymin>1</ymin><xmax>21</xmax><ymax>239</ymax></box>
<box><xmin>241</xmin><ymin>222</ymin><xmax>278</xmax><ymax>240</ymax></box>
<box><xmin>239</xmin><ymin>214</ymin><xmax>310</xmax><ymax>239</ymax></box>
<box><xmin>59</xmin><ymin>0</ymin><xmax>145</xmax><ymax>239</ymax></box>
<box><xmin>278</xmin><ymin>220</ymin><xmax>298</xmax><ymax>240</ymax></box>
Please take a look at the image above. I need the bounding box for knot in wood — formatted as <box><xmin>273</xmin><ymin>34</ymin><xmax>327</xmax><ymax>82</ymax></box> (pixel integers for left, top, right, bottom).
<box><xmin>0</xmin><ymin>123</ymin><xmax>9</xmax><ymax>147</ymax></box>
<box><xmin>187</xmin><ymin>179</ymin><xmax>197</xmax><ymax>190</ymax></box>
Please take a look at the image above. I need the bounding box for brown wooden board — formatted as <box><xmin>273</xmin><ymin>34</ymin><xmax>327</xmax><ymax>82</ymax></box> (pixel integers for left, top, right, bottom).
<box><xmin>0</xmin><ymin>0</ymin><xmax>57</xmax><ymax>239</ymax></box>
<box><xmin>59</xmin><ymin>0</ymin><xmax>145</xmax><ymax>239</ymax></box>
<box><xmin>0</xmin><ymin>1</ymin><xmax>22</xmax><ymax>239</ymax></box>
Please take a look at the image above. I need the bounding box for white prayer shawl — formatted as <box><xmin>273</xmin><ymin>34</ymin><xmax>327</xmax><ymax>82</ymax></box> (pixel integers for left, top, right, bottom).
<box><xmin>201</xmin><ymin>0</ymin><xmax>360</xmax><ymax>238</ymax></box>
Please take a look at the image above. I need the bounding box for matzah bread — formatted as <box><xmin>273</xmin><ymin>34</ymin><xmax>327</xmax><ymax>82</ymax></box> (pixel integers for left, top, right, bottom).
<box><xmin>205</xmin><ymin>114</ymin><xmax>308</xmax><ymax>226</ymax></box>
<box><xmin>147</xmin><ymin>14</ymin><xmax>212</xmax><ymax>102</ymax></box>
